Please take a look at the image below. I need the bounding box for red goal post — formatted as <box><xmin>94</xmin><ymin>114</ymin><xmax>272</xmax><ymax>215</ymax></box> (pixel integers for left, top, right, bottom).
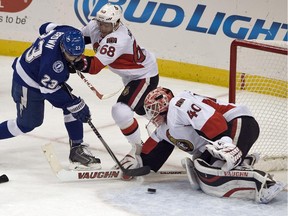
<box><xmin>229</xmin><ymin>39</ymin><xmax>287</xmax><ymax>171</ymax></box>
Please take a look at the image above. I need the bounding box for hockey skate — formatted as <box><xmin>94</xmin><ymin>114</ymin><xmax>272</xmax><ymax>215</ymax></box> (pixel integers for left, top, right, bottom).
<box><xmin>69</xmin><ymin>144</ymin><xmax>101</xmax><ymax>170</ymax></box>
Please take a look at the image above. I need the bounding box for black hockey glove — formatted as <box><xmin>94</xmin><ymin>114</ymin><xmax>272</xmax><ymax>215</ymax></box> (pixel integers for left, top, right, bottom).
<box><xmin>73</xmin><ymin>55</ymin><xmax>92</xmax><ymax>73</ymax></box>
<box><xmin>67</xmin><ymin>62</ymin><xmax>76</xmax><ymax>74</ymax></box>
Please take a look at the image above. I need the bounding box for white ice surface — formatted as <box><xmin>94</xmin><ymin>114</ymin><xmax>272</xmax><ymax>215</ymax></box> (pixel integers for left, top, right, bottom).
<box><xmin>0</xmin><ymin>56</ymin><xmax>287</xmax><ymax>216</ymax></box>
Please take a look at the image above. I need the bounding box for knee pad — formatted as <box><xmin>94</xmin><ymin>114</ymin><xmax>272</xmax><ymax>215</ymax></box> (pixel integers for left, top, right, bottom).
<box><xmin>18</xmin><ymin>118</ymin><xmax>43</xmax><ymax>132</ymax></box>
<box><xmin>17</xmin><ymin>122</ymin><xmax>38</xmax><ymax>133</ymax></box>
<box><xmin>8</xmin><ymin>119</ymin><xmax>34</xmax><ymax>135</ymax></box>
<box><xmin>111</xmin><ymin>102</ymin><xmax>134</xmax><ymax>129</ymax></box>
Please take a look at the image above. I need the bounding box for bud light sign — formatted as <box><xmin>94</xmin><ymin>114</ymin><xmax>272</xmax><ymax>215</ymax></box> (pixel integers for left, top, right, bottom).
<box><xmin>74</xmin><ymin>0</ymin><xmax>287</xmax><ymax>41</ymax></box>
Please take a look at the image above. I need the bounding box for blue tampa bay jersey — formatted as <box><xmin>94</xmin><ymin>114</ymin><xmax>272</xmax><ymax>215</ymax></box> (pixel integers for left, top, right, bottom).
<box><xmin>12</xmin><ymin>22</ymin><xmax>80</xmax><ymax>109</ymax></box>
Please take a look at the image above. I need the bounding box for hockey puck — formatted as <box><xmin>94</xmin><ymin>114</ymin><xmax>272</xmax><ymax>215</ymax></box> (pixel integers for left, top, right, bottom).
<box><xmin>0</xmin><ymin>174</ymin><xmax>9</xmax><ymax>183</ymax></box>
<box><xmin>147</xmin><ymin>188</ymin><xmax>156</xmax><ymax>193</ymax></box>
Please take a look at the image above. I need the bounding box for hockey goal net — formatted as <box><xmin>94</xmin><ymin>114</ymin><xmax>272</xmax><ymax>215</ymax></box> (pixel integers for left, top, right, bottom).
<box><xmin>229</xmin><ymin>39</ymin><xmax>287</xmax><ymax>172</ymax></box>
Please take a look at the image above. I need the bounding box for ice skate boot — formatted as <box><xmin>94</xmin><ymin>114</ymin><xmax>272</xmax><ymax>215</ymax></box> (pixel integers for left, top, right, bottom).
<box><xmin>69</xmin><ymin>144</ymin><xmax>101</xmax><ymax>170</ymax></box>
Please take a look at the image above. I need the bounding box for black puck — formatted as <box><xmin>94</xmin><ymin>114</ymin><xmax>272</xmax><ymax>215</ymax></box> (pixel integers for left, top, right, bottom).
<box><xmin>147</xmin><ymin>188</ymin><xmax>156</xmax><ymax>193</ymax></box>
<box><xmin>0</xmin><ymin>174</ymin><xmax>9</xmax><ymax>183</ymax></box>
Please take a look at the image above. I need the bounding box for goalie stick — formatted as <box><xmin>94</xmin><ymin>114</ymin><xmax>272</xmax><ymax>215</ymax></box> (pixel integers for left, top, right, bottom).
<box><xmin>87</xmin><ymin>120</ymin><xmax>151</xmax><ymax>177</ymax></box>
<box><xmin>42</xmin><ymin>143</ymin><xmax>186</xmax><ymax>182</ymax></box>
<box><xmin>76</xmin><ymin>70</ymin><xmax>123</xmax><ymax>100</ymax></box>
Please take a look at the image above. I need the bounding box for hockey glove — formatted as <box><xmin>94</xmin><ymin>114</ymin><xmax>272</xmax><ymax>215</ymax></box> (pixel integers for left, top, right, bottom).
<box><xmin>66</xmin><ymin>97</ymin><xmax>91</xmax><ymax>123</ymax></box>
<box><xmin>73</xmin><ymin>55</ymin><xmax>92</xmax><ymax>73</ymax></box>
<box><xmin>112</xmin><ymin>146</ymin><xmax>143</xmax><ymax>180</ymax></box>
<box><xmin>206</xmin><ymin>137</ymin><xmax>242</xmax><ymax>171</ymax></box>
<box><xmin>67</xmin><ymin>62</ymin><xmax>76</xmax><ymax>74</ymax></box>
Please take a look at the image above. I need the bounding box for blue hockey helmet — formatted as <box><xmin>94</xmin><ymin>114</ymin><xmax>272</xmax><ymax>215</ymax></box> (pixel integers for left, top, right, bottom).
<box><xmin>61</xmin><ymin>30</ymin><xmax>85</xmax><ymax>56</ymax></box>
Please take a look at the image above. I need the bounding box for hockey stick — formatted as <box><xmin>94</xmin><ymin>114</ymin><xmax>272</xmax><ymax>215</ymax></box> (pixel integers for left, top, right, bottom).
<box><xmin>42</xmin><ymin>143</ymin><xmax>123</xmax><ymax>181</ymax></box>
<box><xmin>62</xmin><ymin>83</ymin><xmax>149</xmax><ymax>177</ymax></box>
<box><xmin>76</xmin><ymin>70</ymin><xmax>123</xmax><ymax>100</ymax></box>
<box><xmin>42</xmin><ymin>143</ymin><xmax>183</xmax><ymax>182</ymax></box>
<box><xmin>87</xmin><ymin>120</ymin><xmax>151</xmax><ymax>177</ymax></box>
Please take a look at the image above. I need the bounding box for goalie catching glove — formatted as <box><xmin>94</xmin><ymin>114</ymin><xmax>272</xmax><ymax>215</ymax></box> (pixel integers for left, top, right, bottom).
<box><xmin>206</xmin><ymin>136</ymin><xmax>242</xmax><ymax>171</ymax></box>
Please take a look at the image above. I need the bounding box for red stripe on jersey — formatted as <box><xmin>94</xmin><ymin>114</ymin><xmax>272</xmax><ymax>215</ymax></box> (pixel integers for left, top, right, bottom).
<box><xmin>142</xmin><ymin>137</ymin><xmax>158</xmax><ymax>154</ymax></box>
<box><xmin>109</xmin><ymin>54</ymin><xmax>145</xmax><ymax>70</ymax></box>
<box><xmin>121</xmin><ymin>118</ymin><xmax>138</xmax><ymax>136</ymax></box>
<box><xmin>127</xmin><ymin>79</ymin><xmax>146</xmax><ymax>107</ymax></box>
<box><xmin>202</xmin><ymin>99</ymin><xmax>235</xmax><ymax>114</ymax></box>
<box><xmin>201</xmin><ymin>112</ymin><xmax>228</xmax><ymax>139</ymax></box>
<box><xmin>89</xmin><ymin>57</ymin><xmax>105</xmax><ymax>74</ymax></box>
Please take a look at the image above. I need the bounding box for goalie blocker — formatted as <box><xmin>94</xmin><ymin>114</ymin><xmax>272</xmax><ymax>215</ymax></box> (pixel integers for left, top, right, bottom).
<box><xmin>183</xmin><ymin>157</ymin><xmax>285</xmax><ymax>204</ymax></box>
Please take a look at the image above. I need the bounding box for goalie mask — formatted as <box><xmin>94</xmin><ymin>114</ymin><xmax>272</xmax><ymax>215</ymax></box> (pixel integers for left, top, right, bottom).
<box><xmin>96</xmin><ymin>3</ymin><xmax>122</xmax><ymax>30</ymax></box>
<box><xmin>144</xmin><ymin>87</ymin><xmax>174</xmax><ymax>127</ymax></box>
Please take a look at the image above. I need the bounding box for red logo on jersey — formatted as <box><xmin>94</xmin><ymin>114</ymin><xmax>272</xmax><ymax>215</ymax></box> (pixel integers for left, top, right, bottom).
<box><xmin>0</xmin><ymin>0</ymin><xmax>33</xmax><ymax>13</ymax></box>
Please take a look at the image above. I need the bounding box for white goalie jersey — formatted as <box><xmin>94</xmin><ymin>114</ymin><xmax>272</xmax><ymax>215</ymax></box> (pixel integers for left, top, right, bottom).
<box><xmin>149</xmin><ymin>90</ymin><xmax>252</xmax><ymax>157</ymax></box>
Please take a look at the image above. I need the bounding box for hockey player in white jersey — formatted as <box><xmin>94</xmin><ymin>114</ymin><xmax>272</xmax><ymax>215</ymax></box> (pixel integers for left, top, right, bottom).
<box><xmin>141</xmin><ymin>87</ymin><xmax>285</xmax><ymax>203</ymax></box>
<box><xmin>73</xmin><ymin>3</ymin><xmax>159</xmax><ymax>175</ymax></box>
<box><xmin>0</xmin><ymin>22</ymin><xmax>101</xmax><ymax>170</ymax></box>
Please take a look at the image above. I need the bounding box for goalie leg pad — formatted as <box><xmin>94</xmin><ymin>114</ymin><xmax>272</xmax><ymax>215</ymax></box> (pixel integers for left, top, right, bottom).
<box><xmin>193</xmin><ymin>158</ymin><xmax>285</xmax><ymax>203</ymax></box>
<box><xmin>194</xmin><ymin>158</ymin><xmax>256</xmax><ymax>200</ymax></box>
<box><xmin>181</xmin><ymin>157</ymin><xmax>200</xmax><ymax>190</ymax></box>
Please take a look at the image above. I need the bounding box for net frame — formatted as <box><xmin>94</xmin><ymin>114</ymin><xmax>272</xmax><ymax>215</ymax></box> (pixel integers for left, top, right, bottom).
<box><xmin>229</xmin><ymin>39</ymin><xmax>287</xmax><ymax>171</ymax></box>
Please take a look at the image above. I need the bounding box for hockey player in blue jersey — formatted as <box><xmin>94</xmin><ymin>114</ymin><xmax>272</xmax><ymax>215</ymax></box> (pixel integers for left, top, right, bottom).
<box><xmin>0</xmin><ymin>22</ymin><xmax>101</xmax><ymax>169</ymax></box>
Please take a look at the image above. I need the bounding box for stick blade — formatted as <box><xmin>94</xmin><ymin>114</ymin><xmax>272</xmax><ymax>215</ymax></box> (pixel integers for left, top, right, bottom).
<box><xmin>122</xmin><ymin>165</ymin><xmax>151</xmax><ymax>177</ymax></box>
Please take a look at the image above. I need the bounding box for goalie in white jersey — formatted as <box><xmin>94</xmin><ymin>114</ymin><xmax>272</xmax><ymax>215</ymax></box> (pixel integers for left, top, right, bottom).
<box><xmin>141</xmin><ymin>87</ymin><xmax>285</xmax><ymax>204</ymax></box>
<box><xmin>73</xmin><ymin>3</ymin><xmax>159</xmax><ymax>174</ymax></box>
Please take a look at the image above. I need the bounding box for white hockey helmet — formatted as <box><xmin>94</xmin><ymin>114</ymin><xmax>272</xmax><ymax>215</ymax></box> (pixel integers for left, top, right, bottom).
<box><xmin>144</xmin><ymin>87</ymin><xmax>174</xmax><ymax>127</ymax></box>
<box><xmin>96</xmin><ymin>3</ymin><xmax>122</xmax><ymax>27</ymax></box>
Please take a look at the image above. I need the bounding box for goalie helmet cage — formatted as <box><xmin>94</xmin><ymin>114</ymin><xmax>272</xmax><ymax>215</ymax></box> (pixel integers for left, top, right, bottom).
<box><xmin>229</xmin><ymin>39</ymin><xmax>287</xmax><ymax>172</ymax></box>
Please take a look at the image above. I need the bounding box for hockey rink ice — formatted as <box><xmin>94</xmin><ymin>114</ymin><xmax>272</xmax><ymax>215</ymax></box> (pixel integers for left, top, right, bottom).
<box><xmin>0</xmin><ymin>56</ymin><xmax>287</xmax><ymax>216</ymax></box>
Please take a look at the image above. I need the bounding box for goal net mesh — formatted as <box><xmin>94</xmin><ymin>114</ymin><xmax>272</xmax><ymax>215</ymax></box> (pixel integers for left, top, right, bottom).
<box><xmin>229</xmin><ymin>40</ymin><xmax>287</xmax><ymax>171</ymax></box>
